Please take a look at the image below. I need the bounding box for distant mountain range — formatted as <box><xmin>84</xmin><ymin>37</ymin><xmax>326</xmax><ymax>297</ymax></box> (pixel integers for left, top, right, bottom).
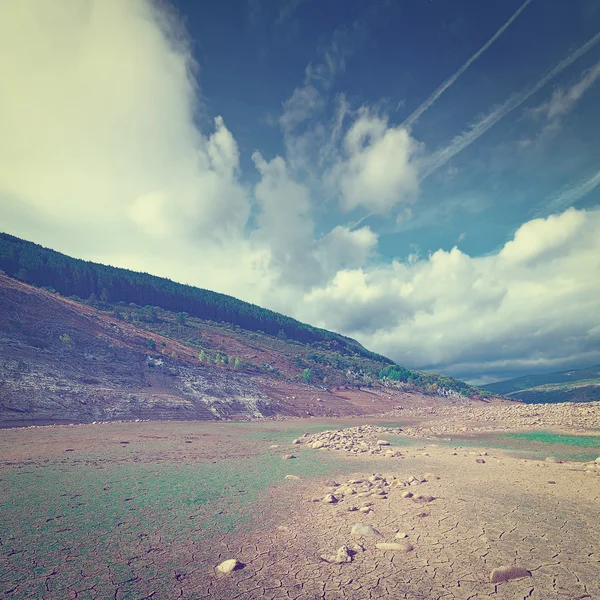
<box><xmin>482</xmin><ymin>365</ymin><xmax>600</xmax><ymax>403</ymax></box>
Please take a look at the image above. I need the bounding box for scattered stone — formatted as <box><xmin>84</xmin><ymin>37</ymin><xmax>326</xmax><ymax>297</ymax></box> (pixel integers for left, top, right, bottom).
<box><xmin>413</xmin><ymin>495</ymin><xmax>435</xmax><ymax>503</ymax></box>
<box><xmin>400</xmin><ymin>491</ymin><xmax>413</xmax><ymax>499</ymax></box>
<box><xmin>322</xmin><ymin>494</ymin><xmax>338</xmax><ymax>504</ymax></box>
<box><xmin>376</xmin><ymin>541</ymin><xmax>413</xmax><ymax>552</ymax></box>
<box><xmin>321</xmin><ymin>545</ymin><xmax>352</xmax><ymax>564</ymax></box>
<box><xmin>284</xmin><ymin>475</ymin><xmax>300</xmax><ymax>480</ymax></box>
<box><xmin>358</xmin><ymin>506</ymin><xmax>372</xmax><ymax>514</ymax></box>
<box><xmin>351</xmin><ymin>523</ymin><xmax>380</xmax><ymax>537</ymax></box>
<box><xmin>475</xmin><ymin>458</ymin><xmax>486</xmax><ymax>464</ymax></box>
<box><xmin>216</xmin><ymin>559</ymin><xmax>241</xmax><ymax>574</ymax></box>
<box><xmin>395</xmin><ymin>532</ymin><xmax>408</xmax><ymax>539</ymax></box>
<box><xmin>490</xmin><ymin>565</ymin><xmax>532</xmax><ymax>583</ymax></box>
<box><xmin>282</xmin><ymin>454</ymin><xmax>296</xmax><ymax>460</ymax></box>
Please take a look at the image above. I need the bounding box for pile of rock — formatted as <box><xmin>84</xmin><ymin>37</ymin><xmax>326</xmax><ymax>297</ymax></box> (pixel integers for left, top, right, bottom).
<box><xmin>310</xmin><ymin>471</ymin><xmax>438</xmax><ymax>513</ymax></box>
<box><xmin>294</xmin><ymin>425</ymin><xmax>404</xmax><ymax>456</ymax></box>
<box><xmin>389</xmin><ymin>401</ymin><xmax>600</xmax><ymax>436</ymax></box>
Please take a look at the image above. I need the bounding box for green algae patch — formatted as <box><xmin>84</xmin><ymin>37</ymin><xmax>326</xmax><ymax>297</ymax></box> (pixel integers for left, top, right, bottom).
<box><xmin>0</xmin><ymin>437</ymin><xmax>358</xmax><ymax>599</ymax></box>
<box><xmin>431</xmin><ymin>430</ymin><xmax>600</xmax><ymax>462</ymax></box>
<box><xmin>506</xmin><ymin>431</ymin><xmax>600</xmax><ymax>447</ymax></box>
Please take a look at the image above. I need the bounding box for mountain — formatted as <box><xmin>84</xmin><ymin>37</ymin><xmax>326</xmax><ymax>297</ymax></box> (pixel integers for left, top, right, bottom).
<box><xmin>0</xmin><ymin>235</ymin><xmax>498</xmax><ymax>425</ymax></box>
<box><xmin>482</xmin><ymin>365</ymin><xmax>600</xmax><ymax>403</ymax></box>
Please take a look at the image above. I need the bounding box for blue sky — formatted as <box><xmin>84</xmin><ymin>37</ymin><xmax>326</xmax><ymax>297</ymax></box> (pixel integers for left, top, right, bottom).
<box><xmin>1</xmin><ymin>0</ymin><xmax>599</xmax><ymax>384</ymax></box>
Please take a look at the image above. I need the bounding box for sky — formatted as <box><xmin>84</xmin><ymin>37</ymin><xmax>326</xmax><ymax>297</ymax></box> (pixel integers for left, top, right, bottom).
<box><xmin>1</xmin><ymin>0</ymin><xmax>600</xmax><ymax>385</ymax></box>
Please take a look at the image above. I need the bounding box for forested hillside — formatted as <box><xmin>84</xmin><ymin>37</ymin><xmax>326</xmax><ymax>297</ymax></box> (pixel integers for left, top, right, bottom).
<box><xmin>0</xmin><ymin>234</ymin><xmax>496</xmax><ymax>405</ymax></box>
<box><xmin>0</xmin><ymin>233</ymin><xmax>383</xmax><ymax>358</ymax></box>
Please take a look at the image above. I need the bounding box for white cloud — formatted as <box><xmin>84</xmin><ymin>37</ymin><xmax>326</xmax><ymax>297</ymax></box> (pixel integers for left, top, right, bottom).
<box><xmin>532</xmin><ymin>58</ymin><xmax>600</xmax><ymax>121</ymax></box>
<box><xmin>298</xmin><ymin>208</ymin><xmax>600</xmax><ymax>382</ymax></box>
<box><xmin>0</xmin><ymin>0</ymin><xmax>249</xmax><ymax>244</ymax></box>
<box><xmin>328</xmin><ymin>110</ymin><xmax>422</xmax><ymax>213</ymax></box>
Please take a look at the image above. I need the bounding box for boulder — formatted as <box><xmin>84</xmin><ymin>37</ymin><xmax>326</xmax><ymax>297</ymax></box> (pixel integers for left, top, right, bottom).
<box><xmin>351</xmin><ymin>523</ymin><xmax>380</xmax><ymax>537</ymax></box>
<box><xmin>376</xmin><ymin>541</ymin><xmax>413</xmax><ymax>552</ymax></box>
<box><xmin>216</xmin><ymin>559</ymin><xmax>241</xmax><ymax>574</ymax></box>
<box><xmin>490</xmin><ymin>565</ymin><xmax>531</xmax><ymax>583</ymax></box>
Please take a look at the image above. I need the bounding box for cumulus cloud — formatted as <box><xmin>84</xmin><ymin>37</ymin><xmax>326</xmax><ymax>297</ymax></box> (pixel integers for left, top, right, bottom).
<box><xmin>298</xmin><ymin>208</ymin><xmax>600</xmax><ymax>382</ymax></box>
<box><xmin>0</xmin><ymin>0</ymin><xmax>249</xmax><ymax>245</ymax></box>
<box><xmin>328</xmin><ymin>110</ymin><xmax>422</xmax><ymax>213</ymax></box>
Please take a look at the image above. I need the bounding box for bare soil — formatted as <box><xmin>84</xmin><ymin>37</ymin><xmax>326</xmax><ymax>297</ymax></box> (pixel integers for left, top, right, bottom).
<box><xmin>1</xmin><ymin>411</ymin><xmax>598</xmax><ymax>599</ymax></box>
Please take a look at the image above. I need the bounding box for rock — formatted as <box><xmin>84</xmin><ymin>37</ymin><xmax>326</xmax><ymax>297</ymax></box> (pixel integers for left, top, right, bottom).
<box><xmin>422</xmin><ymin>473</ymin><xmax>440</xmax><ymax>481</ymax></box>
<box><xmin>358</xmin><ymin>506</ymin><xmax>371</xmax><ymax>513</ymax></box>
<box><xmin>282</xmin><ymin>454</ymin><xmax>296</xmax><ymax>460</ymax></box>
<box><xmin>346</xmin><ymin>506</ymin><xmax>358</xmax><ymax>512</ymax></box>
<box><xmin>475</xmin><ymin>458</ymin><xmax>486</xmax><ymax>464</ymax></box>
<box><xmin>284</xmin><ymin>475</ymin><xmax>300</xmax><ymax>480</ymax></box>
<box><xmin>395</xmin><ymin>532</ymin><xmax>408</xmax><ymax>539</ymax></box>
<box><xmin>351</xmin><ymin>523</ymin><xmax>380</xmax><ymax>537</ymax></box>
<box><xmin>377</xmin><ymin>440</ymin><xmax>391</xmax><ymax>446</ymax></box>
<box><xmin>321</xmin><ymin>545</ymin><xmax>352</xmax><ymax>564</ymax></box>
<box><xmin>269</xmin><ymin>444</ymin><xmax>280</xmax><ymax>449</ymax></box>
<box><xmin>216</xmin><ymin>559</ymin><xmax>241</xmax><ymax>574</ymax></box>
<box><xmin>594</xmin><ymin>456</ymin><xmax>600</xmax><ymax>464</ymax></box>
<box><xmin>376</xmin><ymin>541</ymin><xmax>413</xmax><ymax>552</ymax></box>
<box><xmin>489</xmin><ymin>565</ymin><xmax>531</xmax><ymax>583</ymax></box>
<box><xmin>322</xmin><ymin>494</ymin><xmax>338</xmax><ymax>504</ymax></box>
<box><xmin>311</xmin><ymin>441</ymin><xmax>325</xmax><ymax>449</ymax></box>
<box><xmin>292</xmin><ymin>439</ymin><xmax>301</xmax><ymax>444</ymax></box>
<box><xmin>545</xmin><ymin>456</ymin><xmax>563</xmax><ymax>464</ymax></box>
<box><xmin>400</xmin><ymin>491</ymin><xmax>413</xmax><ymax>499</ymax></box>
<box><xmin>413</xmin><ymin>495</ymin><xmax>435</xmax><ymax>503</ymax></box>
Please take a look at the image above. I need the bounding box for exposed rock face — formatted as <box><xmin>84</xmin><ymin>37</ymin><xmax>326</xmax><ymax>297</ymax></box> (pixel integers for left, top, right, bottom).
<box><xmin>0</xmin><ymin>277</ymin><xmax>278</xmax><ymax>424</ymax></box>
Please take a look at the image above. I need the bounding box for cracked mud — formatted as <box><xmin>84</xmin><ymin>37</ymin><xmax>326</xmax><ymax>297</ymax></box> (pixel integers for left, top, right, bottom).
<box><xmin>1</xmin><ymin>418</ymin><xmax>599</xmax><ymax>599</ymax></box>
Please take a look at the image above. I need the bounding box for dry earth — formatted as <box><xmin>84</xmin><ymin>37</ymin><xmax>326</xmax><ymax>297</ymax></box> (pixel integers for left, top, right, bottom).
<box><xmin>1</xmin><ymin>410</ymin><xmax>599</xmax><ymax>600</ymax></box>
<box><xmin>207</xmin><ymin>427</ymin><xmax>600</xmax><ymax>600</ymax></box>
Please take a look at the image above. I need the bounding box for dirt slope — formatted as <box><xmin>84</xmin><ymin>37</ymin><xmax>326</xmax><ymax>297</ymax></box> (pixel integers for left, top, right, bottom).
<box><xmin>0</xmin><ymin>276</ymin><xmax>466</xmax><ymax>425</ymax></box>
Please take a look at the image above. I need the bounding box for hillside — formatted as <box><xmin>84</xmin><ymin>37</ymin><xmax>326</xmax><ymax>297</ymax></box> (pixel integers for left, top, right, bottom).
<box><xmin>0</xmin><ymin>232</ymin><xmax>382</xmax><ymax>356</ymax></box>
<box><xmin>0</xmin><ymin>237</ymin><xmax>500</xmax><ymax>425</ymax></box>
<box><xmin>482</xmin><ymin>365</ymin><xmax>600</xmax><ymax>403</ymax></box>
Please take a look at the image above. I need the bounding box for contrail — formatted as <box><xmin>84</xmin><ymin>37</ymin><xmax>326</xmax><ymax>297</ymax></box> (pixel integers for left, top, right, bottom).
<box><xmin>422</xmin><ymin>29</ymin><xmax>600</xmax><ymax>179</ymax></box>
<box><xmin>402</xmin><ymin>0</ymin><xmax>534</xmax><ymax>129</ymax></box>
<box><xmin>536</xmin><ymin>169</ymin><xmax>600</xmax><ymax>217</ymax></box>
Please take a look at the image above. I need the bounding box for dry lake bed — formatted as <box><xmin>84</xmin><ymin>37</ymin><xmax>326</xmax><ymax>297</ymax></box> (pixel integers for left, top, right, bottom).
<box><xmin>1</xmin><ymin>413</ymin><xmax>599</xmax><ymax>599</ymax></box>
